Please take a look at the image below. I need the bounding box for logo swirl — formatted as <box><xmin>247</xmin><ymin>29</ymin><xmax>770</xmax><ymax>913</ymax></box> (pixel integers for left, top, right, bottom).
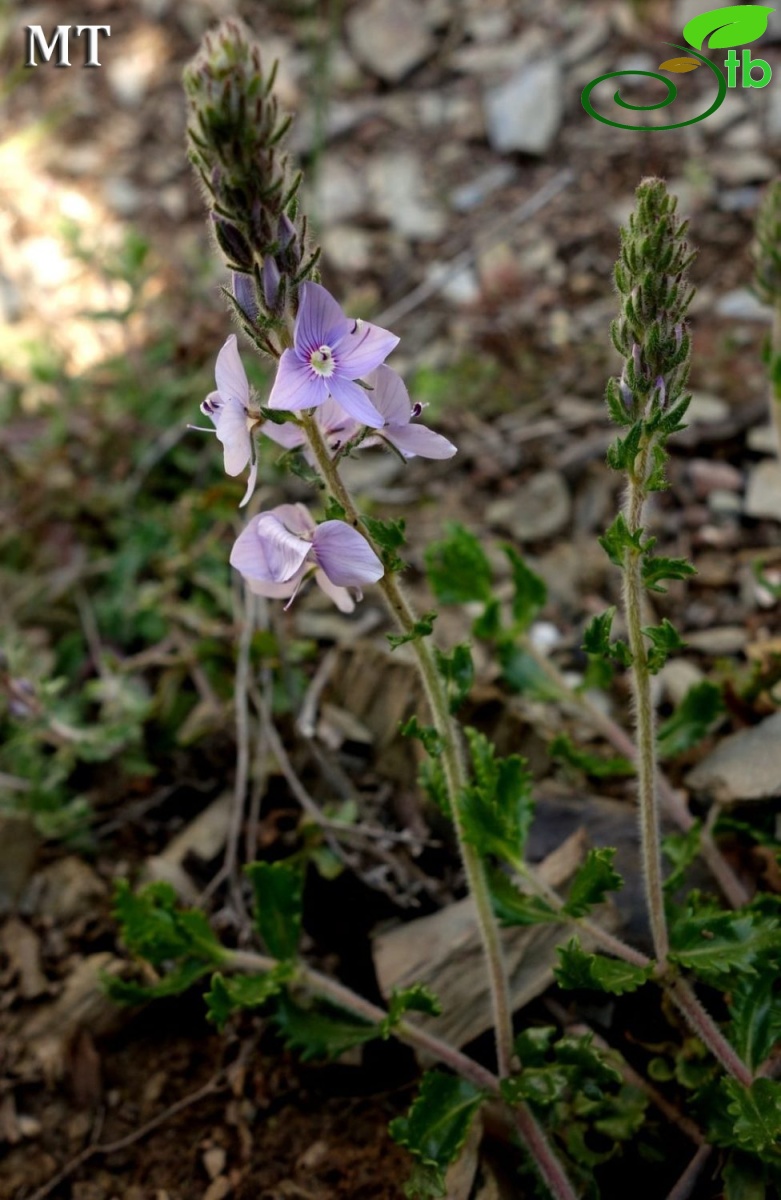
<box><xmin>581</xmin><ymin>44</ymin><xmax>728</xmax><ymax>131</ymax></box>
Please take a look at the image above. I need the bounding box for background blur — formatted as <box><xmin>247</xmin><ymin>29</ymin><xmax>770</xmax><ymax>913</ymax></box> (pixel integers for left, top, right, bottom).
<box><xmin>2</xmin><ymin>1</ymin><xmax>781</xmax><ymax>1196</ymax></box>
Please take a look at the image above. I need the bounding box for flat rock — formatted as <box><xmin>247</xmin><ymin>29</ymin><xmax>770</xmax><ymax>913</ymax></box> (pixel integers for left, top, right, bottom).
<box><xmin>745</xmin><ymin>459</ymin><xmax>781</xmax><ymax>521</ymax></box>
<box><xmin>306</xmin><ymin>159</ymin><xmax>367</xmax><ymax>227</ymax></box>
<box><xmin>347</xmin><ymin>0</ymin><xmax>435</xmax><ymax>83</ymax></box>
<box><xmin>716</xmin><ymin>289</ymin><xmax>773</xmax><ymax>322</ymax></box>
<box><xmin>487</xmin><ymin>469</ymin><xmax>571</xmax><ymax>541</ymax></box>
<box><xmin>686</xmin><ymin>710</ymin><xmax>781</xmax><ymax>803</ymax></box>
<box><xmin>484</xmin><ymin>59</ymin><xmax>563</xmax><ymax>155</ymax></box>
<box><xmin>685</xmin><ymin>625</ymin><xmax>748</xmax><ymax>655</ymax></box>
<box><xmin>367</xmin><ymin>152</ymin><xmax>447</xmax><ymax>241</ymax></box>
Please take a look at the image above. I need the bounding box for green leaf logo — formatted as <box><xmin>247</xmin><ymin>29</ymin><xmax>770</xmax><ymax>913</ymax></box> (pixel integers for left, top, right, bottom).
<box><xmin>683</xmin><ymin>4</ymin><xmax>775</xmax><ymax>50</ymax></box>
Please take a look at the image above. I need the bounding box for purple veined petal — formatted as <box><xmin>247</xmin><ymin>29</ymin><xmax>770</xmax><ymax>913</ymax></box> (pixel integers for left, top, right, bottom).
<box><xmin>271</xmin><ymin>502</ymin><xmax>317</xmax><ymax>539</ymax></box>
<box><xmin>327</xmin><ymin>375</ymin><xmax>384</xmax><ymax>428</ymax></box>
<box><xmin>213</xmin><ymin>395</ymin><xmax>252</xmax><ymax>475</ymax></box>
<box><xmin>215</xmin><ymin>335</ymin><xmax>250</xmax><ymax>405</ymax></box>
<box><xmin>295</xmin><ymin>282</ymin><xmax>352</xmax><ymax>356</ymax></box>
<box><xmin>261</xmin><ymin>418</ymin><xmax>306</xmax><ymax>451</ymax></box>
<box><xmin>383</xmin><ymin>423</ymin><xmax>457</xmax><ymax>460</ymax></box>
<box><xmin>230</xmin><ymin>512</ymin><xmax>311</xmax><ymax>583</ymax></box>
<box><xmin>312</xmin><ymin>521</ymin><xmax>384</xmax><ymax>587</ymax></box>
<box><xmin>200</xmin><ymin>390</ymin><xmax>223</xmax><ymax>421</ymax></box>
<box><xmin>245</xmin><ymin>573</ymin><xmax>299</xmax><ymax>600</ymax></box>
<box><xmin>314</xmin><ymin>569</ymin><xmax>356</xmax><ymax>613</ymax></box>
<box><xmin>317</xmin><ymin>395</ymin><xmax>358</xmax><ymax>440</ymax></box>
<box><xmin>368</xmin><ymin>365</ymin><xmax>412</xmax><ymax>426</ymax></box>
<box><xmin>267</xmin><ymin>350</ymin><xmax>329</xmax><ymax>411</ymax></box>
<box><xmin>334</xmin><ymin>319</ymin><xmax>400</xmax><ymax>379</ymax></box>
<box><xmin>238</xmin><ymin>455</ymin><xmax>258</xmax><ymax>508</ymax></box>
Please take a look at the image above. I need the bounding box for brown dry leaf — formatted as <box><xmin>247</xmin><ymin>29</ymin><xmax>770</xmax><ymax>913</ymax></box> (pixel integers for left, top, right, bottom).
<box><xmin>658</xmin><ymin>57</ymin><xmax>701</xmax><ymax>72</ymax></box>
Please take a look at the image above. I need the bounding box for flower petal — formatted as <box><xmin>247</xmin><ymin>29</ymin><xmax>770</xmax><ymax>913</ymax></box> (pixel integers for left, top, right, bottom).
<box><xmin>314</xmin><ymin>570</ymin><xmax>356</xmax><ymax>613</ymax></box>
<box><xmin>384</xmin><ymin>423</ymin><xmax>457</xmax><ymax>460</ymax></box>
<box><xmin>368</xmin><ymin>365</ymin><xmax>412</xmax><ymax>426</ymax></box>
<box><xmin>312</xmin><ymin>521</ymin><xmax>384</xmax><ymax>587</ymax></box>
<box><xmin>245</xmin><ymin>571</ymin><xmax>301</xmax><ymax>600</ymax></box>
<box><xmin>238</xmin><ymin>455</ymin><xmax>258</xmax><ymax>508</ymax></box>
<box><xmin>230</xmin><ymin>512</ymin><xmax>311</xmax><ymax>583</ymax></box>
<box><xmin>261</xmin><ymin>419</ymin><xmax>306</xmax><ymax>451</ymax></box>
<box><xmin>213</xmin><ymin>395</ymin><xmax>252</xmax><ymax>475</ymax></box>
<box><xmin>335</xmin><ymin>319</ymin><xmax>400</xmax><ymax>379</ymax></box>
<box><xmin>327</xmin><ymin>375</ymin><xmax>384</xmax><ymax>428</ymax></box>
<box><xmin>295</xmin><ymin>282</ymin><xmax>352</xmax><ymax>354</ymax></box>
<box><xmin>267</xmin><ymin>350</ymin><xmax>329</xmax><ymax>411</ymax></box>
<box><xmin>273</xmin><ymin>503</ymin><xmax>317</xmax><ymax>538</ymax></box>
<box><xmin>215</xmin><ymin>335</ymin><xmax>250</xmax><ymax>405</ymax></box>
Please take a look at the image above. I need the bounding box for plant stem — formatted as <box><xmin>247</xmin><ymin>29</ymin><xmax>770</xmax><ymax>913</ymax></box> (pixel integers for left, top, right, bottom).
<box><xmin>668</xmin><ymin>977</ymin><xmax>753</xmax><ymax>1087</ymax></box>
<box><xmin>771</xmin><ymin>305</ymin><xmax>781</xmax><ymax>459</ymax></box>
<box><xmin>227</xmin><ymin>948</ymin><xmax>579</xmax><ymax>1200</ymax></box>
<box><xmin>300</xmin><ymin>412</ymin><xmax>515</xmax><ymax>1079</ymax></box>
<box><xmin>519</xmin><ymin>639</ymin><xmax>749</xmax><ymax>908</ymax></box>
<box><xmin>623</xmin><ymin>455</ymin><xmax>669</xmax><ymax>965</ymax></box>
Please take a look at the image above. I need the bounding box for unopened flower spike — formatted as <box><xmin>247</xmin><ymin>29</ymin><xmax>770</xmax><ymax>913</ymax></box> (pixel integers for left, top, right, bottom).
<box><xmin>230</xmin><ymin>503</ymin><xmax>383</xmax><ymax>613</ymax></box>
<box><xmin>267</xmin><ymin>282</ymin><xmax>399</xmax><ymax>428</ymax></box>
<box><xmin>196</xmin><ymin>335</ymin><xmax>260</xmax><ymax>507</ymax></box>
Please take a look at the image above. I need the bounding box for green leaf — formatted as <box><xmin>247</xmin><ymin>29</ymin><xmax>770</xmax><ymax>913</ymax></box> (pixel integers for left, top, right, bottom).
<box><xmin>605</xmin><ymin>376</ymin><xmax>633</xmax><ymax>427</ymax></box>
<box><xmin>488</xmin><ymin>867</ymin><xmax>559</xmax><ymax>927</ymax></box>
<box><xmin>662</xmin><ymin>822</ymin><xmax>702</xmax><ymax>892</ymax></box>
<box><xmin>657</xmin><ymin>680</ymin><xmax>723</xmax><ymax>759</ymax></box>
<box><xmin>598</xmin><ymin>513</ymin><xmax>644</xmax><ymax>568</ymax></box>
<box><xmin>563</xmin><ymin>848</ymin><xmax>624</xmax><ymax>918</ymax></box>
<box><xmin>113</xmin><ymin>880</ymin><xmax>225</xmax><ymax>970</ymax></box>
<box><xmin>388</xmin><ymin>611</ymin><xmax>437</xmax><ymax>650</ymax></box>
<box><xmin>104</xmin><ymin>958</ymin><xmax>212</xmax><ymax>1005</ymax></box>
<box><xmin>555</xmin><ymin>938</ymin><xmax>652</xmax><ymax>995</ymax></box>
<box><xmin>668</xmin><ymin>902</ymin><xmax>781</xmax><ymax>983</ymax></box>
<box><xmin>389</xmin><ymin>1070</ymin><xmax>485</xmax><ymax>1197</ymax></box>
<box><xmin>641</xmin><ymin>555</ymin><xmax>696</xmax><ymax>593</ymax></box>
<box><xmin>723</xmin><ymin>1153</ymin><xmax>778</xmax><ymax>1200</ymax></box>
<box><xmin>399</xmin><ymin>715</ymin><xmax>443</xmax><ymax>758</ymax></box>
<box><xmin>273</xmin><ymin>994</ymin><xmax>376</xmax><ymax>1061</ymax></box>
<box><xmin>605</xmin><ymin>421</ymin><xmax>643</xmax><ymax>472</ymax></box>
<box><xmin>499</xmin><ymin>644</ymin><xmax>563</xmax><ymax>700</ymax></box>
<box><xmin>729</xmin><ymin>974</ymin><xmax>781</xmax><ymax>1072</ymax></box>
<box><xmin>381</xmin><ymin>984</ymin><xmax>442</xmax><ymax>1038</ymax></box>
<box><xmin>205</xmin><ymin>964</ymin><xmax>293</xmax><ymax>1031</ymax></box>
<box><xmin>683</xmin><ymin>5</ymin><xmax>774</xmax><ymax>50</ymax></box>
<box><xmin>582</xmin><ymin>608</ymin><xmax>615</xmax><ymax>658</ymax></box>
<box><xmin>502</xmin><ymin>545</ymin><xmax>547</xmax><ymax>631</ymax></box>
<box><xmin>550</xmin><ymin>733</ymin><xmax>635</xmax><ymax>780</ymax></box>
<box><xmin>458</xmin><ymin>729</ymin><xmax>534</xmax><ymax>870</ymax></box>
<box><xmin>424</xmin><ymin>523</ymin><xmax>492</xmax><ymax>606</ymax></box>
<box><xmin>434</xmin><ymin>644</ymin><xmax>473</xmax><ymax>712</ymax></box>
<box><xmin>472</xmin><ymin>597</ymin><xmax>502</xmax><ymax>641</ymax></box>
<box><xmin>724</xmin><ymin>1078</ymin><xmax>781</xmax><ymax>1155</ymax></box>
<box><xmin>501</xmin><ymin>1066</ymin><xmax>570</xmax><ymax>1107</ymax></box>
<box><xmin>323</xmin><ymin>497</ymin><xmax>347</xmax><ymax>522</ymax></box>
<box><xmin>245</xmin><ymin>861</ymin><xmax>303</xmax><ymax>961</ymax></box>
<box><xmin>363</xmin><ymin>515</ymin><xmax>406</xmax><ymax>572</ymax></box>
<box><xmin>642</xmin><ymin>618</ymin><xmax>687</xmax><ymax>674</ymax></box>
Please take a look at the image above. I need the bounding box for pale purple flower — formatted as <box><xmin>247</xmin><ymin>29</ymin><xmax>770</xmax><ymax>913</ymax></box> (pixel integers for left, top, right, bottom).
<box><xmin>198</xmin><ymin>335</ymin><xmax>259</xmax><ymax>507</ymax></box>
<box><xmin>361</xmin><ymin>366</ymin><xmax>456</xmax><ymax>460</ymax></box>
<box><xmin>230</xmin><ymin>503</ymin><xmax>383</xmax><ymax>613</ymax></box>
<box><xmin>266</xmin><ymin>282</ymin><xmax>399</xmax><ymax>428</ymax></box>
<box><xmin>263</xmin><ymin>367</ymin><xmax>456</xmax><ymax>462</ymax></box>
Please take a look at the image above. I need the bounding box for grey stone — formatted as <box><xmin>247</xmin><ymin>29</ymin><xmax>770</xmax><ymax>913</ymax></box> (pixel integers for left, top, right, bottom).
<box><xmin>367</xmin><ymin>152</ymin><xmax>447</xmax><ymax>241</ymax></box>
<box><xmin>687</xmin><ymin>391</ymin><xmax>730</xmax><ymax>424</ymax></box>
<box><xmin>321</xmin><ymin>225</ymin><xmax>373</xmax><ymax>272</ymax></box>
<box><xmin>449</xmin><ymin>163</ymin><xmax>517</xmax><ymax>212</ymax></box>
<box><xmin>487</xmin><ymin>469</ymin><xmax>571</xmax><ymax>541</ymax></box>
<box><xmin>686</xmin><ymin>710</ymin><xmax>781</xmax><ymax>803</ymax></box>
<box><xmin>710</xmin><ymin>151</ymin><xmax>776</xmax><ymax>186</ymax></box>
<box><xmin>306</xmin><ymin>159</ymin><xmax>367</xmax><ymax>226</ymax></box>
<box><xmin>347</xmin><ymin>0</ymin><xmax>435</xmax><ymax>83</ymax></box>
<box><xmin>484</xmin><ymin>59</ymin><xmax>563</xmax><ymax>155</ymax></box>
<box><xmin>747</xmin><ymin>424</ymin><xmax>778</xmax><ymax>454</ymax></box>
<box><xmin>745</xmin><ymin>459</ymin><xmax>781</xmax><ymax>521</ymax></box>
<box><xmin>716</xmin><ymin>288</ymin><xmax>773</xmax><ymax>321</ymax></box>
<box><xmin>686</xmin><ymin>626</ymin><xmax>748</xmax><ymax>655</ymax></box>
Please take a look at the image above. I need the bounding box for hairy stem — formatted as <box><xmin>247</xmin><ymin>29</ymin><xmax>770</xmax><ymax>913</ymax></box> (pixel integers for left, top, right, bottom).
<box><xmin>669</xmin><ymin>977</ymin><xmax>753</xmax><ymax>1087</ymax></box>
<box><xmin>227</xmin><ymin>948</ymin><xmax>579</xmax><ymax>1200</ymax></box>
<box><xmin>623</xmin><ymin>453</ymin><xmax>669</xmax><ymax>965</ymax></box>
<box><xmin>519</xmin><ymin>639</ymin><xmax>749</xmax><ymax>908</ymax></box>
<box><xmin>299</xmin><ymin>413</ymin><xmax>515</xmax><ymax>1077</ymax></box>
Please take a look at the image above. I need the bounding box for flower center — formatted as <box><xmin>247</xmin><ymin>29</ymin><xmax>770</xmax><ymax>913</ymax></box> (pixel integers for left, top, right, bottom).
<box><xmin>309</xmin><ymin>344</ymin><xmax>335</xmax><ymax>377</ymax></box>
